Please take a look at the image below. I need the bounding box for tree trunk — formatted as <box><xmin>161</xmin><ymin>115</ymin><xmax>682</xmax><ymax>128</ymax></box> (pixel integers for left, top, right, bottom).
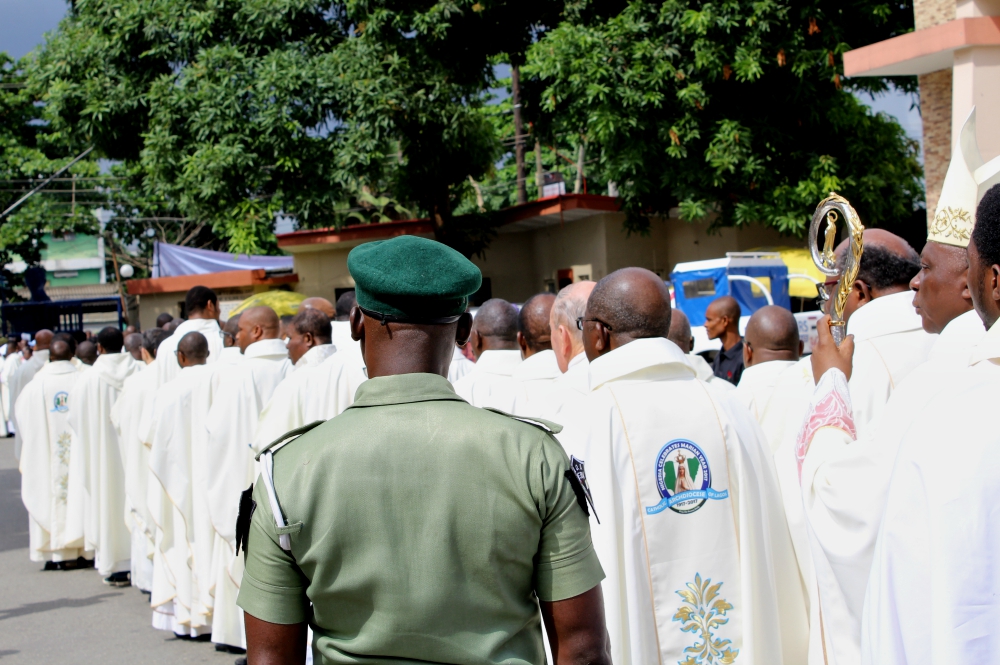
<box><xmin>512</xmin><ymin>64</ymin><xmax>527</xmax><ymax>205</ymax></box>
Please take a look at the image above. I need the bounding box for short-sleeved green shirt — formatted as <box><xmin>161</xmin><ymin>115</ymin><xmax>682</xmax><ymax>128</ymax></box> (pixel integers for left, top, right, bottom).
<box><xmin>237</xmin><ymin>373</ymin><xmax>604</xmax><ymax>665</ymax></box>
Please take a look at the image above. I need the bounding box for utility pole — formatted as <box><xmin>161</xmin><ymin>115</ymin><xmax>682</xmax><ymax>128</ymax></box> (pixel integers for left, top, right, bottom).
<box><xmin>535</xmin><ymin>140</ymin><xmax>543</xmax><ymax>198</ymax></box>
<box><xmin>512</xmin><ymin>64</ymin><xmax>527</xmax><ymax>205</ymax></box>
<box><xmin>574</xmin><ymin>139</ymin><xmax>586</xmax><ymax>194</ymax></box>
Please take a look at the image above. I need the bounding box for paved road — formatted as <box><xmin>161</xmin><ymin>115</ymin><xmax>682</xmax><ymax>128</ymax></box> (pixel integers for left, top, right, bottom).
<box><xmin>0</xmin><ymin>438</ymin><xmax>237</xmax><ymax>664</ymax></box>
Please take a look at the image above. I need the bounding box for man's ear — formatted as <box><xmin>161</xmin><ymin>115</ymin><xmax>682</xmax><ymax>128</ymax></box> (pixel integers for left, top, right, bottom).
<box><xmin>455</xmin><ymin>313</ymin><xmax>473</xmax><ymax>347</ymax></box>
<box><xmin>854</xmin><ymin>280</ymin><xmax>872</xmax><ymax>304</ymax></box>
<box><xmin>742</xmin><ymin>342</ymin><xmax>752</xmax><ymax>367</ymax></box>
<box><xmin>349</xmin><ymin>305</ymin><xmax>365</xmax><ymax>342</ymax></box>
<box><xmin>991</xmin><ymin>265</ymin><xmax>1000</xmax><ymax>303</ymax></box>
<box><xmin>516</xmin><ymin>331</ymin><xmax>528</xmax><ymax>357</ymax></box>
<box><xmin>470</xmin><ymin>329</ymin><xmax>483</xmax><ymax>356</ymax></box>
<box><xmin>798</xmin><ymin>339</ymin><xmax>805</xmax><ymax>357</ymax></box>
<box><xmin>302</xmin><ymin>332</ymin><xmax>315</xmax><ymax>348</ymax></box>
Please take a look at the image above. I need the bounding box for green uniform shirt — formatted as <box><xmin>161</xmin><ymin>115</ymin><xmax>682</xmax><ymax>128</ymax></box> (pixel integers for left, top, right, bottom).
<box><xmin>237</xmin><ymin>373</ymin><xmax>604</xmax><ymax>665</ymax></box>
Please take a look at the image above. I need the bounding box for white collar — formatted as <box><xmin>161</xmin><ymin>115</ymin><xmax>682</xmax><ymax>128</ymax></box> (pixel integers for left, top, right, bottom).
<box><xmin>473</xmin><ymin>349</ymin><xmax>522</xmax><ymax>377</ymax></box>
<box><xmin>566</xmin><ymin>351</ymin><xmax>587</xmax><ymax>371</ymax></box>
<box><xmin>295</xmin><ymin>343</ymin><xmax>336</xmax><ymax>368</ymax></box>
<box><xmin>245</xmin><ymin>338</ymin><xmax>290</xmax><ymax>360</ymax></box>
<box><xmin>589</xmin><ymin>337</ymin><xmax>695</xmax><ymax>390</ymax></box>
<box><xmin>969</xmin><ymin>315</ymin><xmax>1000</xmax><ymax>365</ymax></box>
<box><xmin>175</xmin><ymin>317</ymin><xmax>221</xmax><ymax>337</ymax></box>
<box><xmin>928</xmin><ymin>309</ymin><xmax>986</xmax><ymax>364</ymax></box>
<box><xmin>738</xmin><ymin>359</ymin><xmax>797</xmax><ymax>386</ymax></box>
<box><xmin>846</xmin><ymin>290</ymin><xmax>924</xmax><ymax>342</ymax></box>
<box><xmin>42</xmin><ymin>359</ymin><xmax>78</xmax><ymax>375</ymax></box>
<box><xmin>512</xmin><ymin>349</ymin><xmax>561</xmax><ymax>381</ymax></box>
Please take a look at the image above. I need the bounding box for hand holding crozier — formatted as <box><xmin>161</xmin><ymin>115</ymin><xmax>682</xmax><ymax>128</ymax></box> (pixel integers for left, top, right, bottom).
<box><xmin>811</xmin><ymin>314</ymin><xmax>855</xmax><ymax>384</ymax></box>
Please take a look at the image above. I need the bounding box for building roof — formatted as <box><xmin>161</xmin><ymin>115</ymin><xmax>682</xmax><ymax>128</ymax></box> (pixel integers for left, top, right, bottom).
<box><xmin>125</xmin><ymin>268</ymin><xmax>298</xmax><ymax>296</ymax></box>
<box><xmin>275</xmin><ymin>194</ymin><xmax>621</xmax><ymax>252</ymax></box>
<box><xmin>844</xmin><ymin>17</ymin><xmax>1000</xmax><ymax>77</ymax></box>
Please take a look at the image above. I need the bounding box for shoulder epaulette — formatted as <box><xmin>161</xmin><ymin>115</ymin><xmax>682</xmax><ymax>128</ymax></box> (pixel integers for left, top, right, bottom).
<box><xmin>483</xmin><ymin>408</ymin><xmax>563</xmax><ymax>435</ymax></box>
<box><xmin>255</xmin><ymin>420</ymin><xmax>326</xmax><ymax>460</ymax></box>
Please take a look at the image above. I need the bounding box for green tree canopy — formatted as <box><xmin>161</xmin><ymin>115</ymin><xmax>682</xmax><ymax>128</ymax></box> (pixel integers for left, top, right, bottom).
<box><xmin>520</xmin><ymin>0</ymin><xmax>924</xmax><ymax>237</ymax></box>
<box><xmin>26</xmin><ymin>0</ymin><xmax>562</xmax><ymax>256</ymax></box>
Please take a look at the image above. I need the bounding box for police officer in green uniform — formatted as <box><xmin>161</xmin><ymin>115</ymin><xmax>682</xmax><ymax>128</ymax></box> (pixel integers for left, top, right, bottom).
<box><xmin>236</xmin><ymin>235</ymin><xmax>610</xmax><ymax>665</ymax></box>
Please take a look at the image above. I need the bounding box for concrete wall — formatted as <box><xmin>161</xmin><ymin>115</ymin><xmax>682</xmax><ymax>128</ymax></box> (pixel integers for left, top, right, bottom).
<box><xmin>135</xmin><ymin>285</ymin><xmax>268</xmax><ymax>331</ymax></box>
<box><xmin>472</xmin><ymin>212</ymin><xmax>790</xmax><ymax>302</ymax></box>
<box><xmin>289</xmin><ymin>248</ymin><xmax>355</xmax><ymax>303</ymax></box>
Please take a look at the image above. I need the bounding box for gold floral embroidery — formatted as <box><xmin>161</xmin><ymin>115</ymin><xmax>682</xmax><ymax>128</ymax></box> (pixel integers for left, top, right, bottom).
<box><xmin>55</xmin><ymin>432</ymin><xmax>72</xmax><ymax>502</ymax></box>
<box><xmin>929</xmin><ymin>206</ymin><xmax>973</xmax><ymax>242</ymax></box>
<box><xmin>673</xmin><ymin>573</ymin><xmax>738</xmax><ymax>665</ymax></box>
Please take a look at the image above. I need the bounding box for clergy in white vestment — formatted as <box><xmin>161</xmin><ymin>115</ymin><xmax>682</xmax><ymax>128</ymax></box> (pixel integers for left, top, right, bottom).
<box><xmin>147</xmin><ymin>332</ymin><xmax>215</xmax><ymax>636</ymax></box>
<box><xmin>735</xmin><ymin>305</ymin><xmax>803</xmax><ymax>434</ymax></box>
<box><xmin>16</xmin><ymin>338</ymin><xmax>85</xmax><ymax>565</ymax></box>
<box><xmin>206</xmin><ymin>306</ymin><xmax>293</xmax><ymax>649</ymax></box>
<box><xmin>796</xmin><ymin>128</ymin><xmax>991</xmax><ymax>665</ymax></box>
<box><xmin>667</xmin><ymin>309</ymin><xmax>736</xmax><ymax>392</ymax></box>
<box><xmin>510</xmin><ymin>293</ymin><xmax>561</xmax><ymax>413</ymax></box>
<box><xmin>10</xmin><ymin>329</ymin><xmax>54</xmax><ymax>458</ymax></box>
<box><xmin>447</xmin><ymin>344</ymin><xmax>474</xmax><ymax>383</ymax></box>
<box><xmin>529</xmin><ymin>280</ymin><xmax>595</xmax><ymax>419</ymax></box>
<box><xmin>453</xmin><ymin>298</ymin><xmax>525</xmax><ymax>410</ymax></box>
<box><xmin>863</xmin><ymin>189</ymin><xmax>1000</xmax><ymax>663</ymax></box>
<box><xmin>217</xmin><ymin>314</ymin><xmax>244</xmax><ymax>364</ymax></box>
<box><xmin>285</xmin><ymin>307</ymin><xmax>336</xmax><ymax>370</ymax></box>
<box><xmin>154</xmin><ymin>286</ymin><xmax>225</xmax><ymax>386</ymax></box>
<box><xmin>1</xmin><ymin>336</ymin><xmax>22</xmax><ymax>429</ymax></box>
<box><xmin>65</xmin><ymin>327</ymin><xmax>141</xmax><ymax>584</ymax></box>
<box><xmin>557</xmin><ymin>268</ymin><xmax>808</xmax><ymax>665</ymax></box>
<box><xmin>253</xmin><ymin>340</ymin><xmax>367</xmax><ymax>453</ymax></box>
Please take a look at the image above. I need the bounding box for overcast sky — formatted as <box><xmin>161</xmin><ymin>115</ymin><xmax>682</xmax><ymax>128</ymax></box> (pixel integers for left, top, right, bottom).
<box><xmin>1</xmin><ymin>0</ymin><xmax>923</xmax><ymax>149</ymax></box>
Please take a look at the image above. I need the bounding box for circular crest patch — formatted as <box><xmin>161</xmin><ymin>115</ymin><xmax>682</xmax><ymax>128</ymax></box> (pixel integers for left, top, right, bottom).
<box><xmin>646</xmin><ymin>439</ymin><xmax>728</xmax><ymax>515</ymax></box>
<box><xmin>51</xmin><ymin>391</ymin><xmax>69</xmax><ymax>413</ymax></box>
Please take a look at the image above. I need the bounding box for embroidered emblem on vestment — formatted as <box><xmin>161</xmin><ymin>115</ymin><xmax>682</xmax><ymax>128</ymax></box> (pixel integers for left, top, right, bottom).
<box><xmin>646</xmin><ymin>439</ymin><xmax>728</xmax><ymax>515</ymax></box>
<box><xmin>673</xmin><ymin>573</ymin><xmax>739</xmax><ymax>665</ymax></box>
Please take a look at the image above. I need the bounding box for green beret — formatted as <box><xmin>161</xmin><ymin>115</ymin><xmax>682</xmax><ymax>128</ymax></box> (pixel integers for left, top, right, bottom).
<box><xmin>347</xmin><ymin>235</ymin><xmax>482</xmax><ymax>322</ymax></box>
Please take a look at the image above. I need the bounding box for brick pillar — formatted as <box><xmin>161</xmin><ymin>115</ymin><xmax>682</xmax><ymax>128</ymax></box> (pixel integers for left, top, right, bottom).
<box><xmin>913</xmin><ymin>0</ymin><xmax>956</xmax><ymax>227</ymax></box>
<box><xmin>919</xmin><ymin>69</ymin><xmax>953</xmax><ymax>225</ymax></box>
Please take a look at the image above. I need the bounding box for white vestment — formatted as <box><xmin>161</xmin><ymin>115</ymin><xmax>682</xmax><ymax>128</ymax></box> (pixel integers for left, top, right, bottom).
<box><xmin>447</xmin><ymin>346</ymin><xmax>474</xmax><ymax>383</ymax></box>
<box><xmin>16</xmin><ymin>360</ymin><xmax>84</xmax><ymax>562</ymax></box>
<box><xmin>206</xmin><ymin>338</ymin><xmax>292</xmax><ymax>647</ymax></box>
<box><xmin>253</xmin><ymin>343</ymin><xmax>367</xmax><ymax>453</ymax></box>
<box><xmin>1</xmin><ymin>351</ymin><xmax>21</xmax><ymax>429</ymax></box>
<box><xmin>10</xmin><ymin>349</ymin><xmax>50</xmax><ymax>458</ymax></box>
<box><xmin>294</xmin><ymin>343</ymin><xmax>336</xmax><ymax>370</ymax></box>
<box><xmin>110</xmin><ymin>361</ymin><xmax>160</xmax><ymax>592</ymax></box>
<box><xmin>533</xmin><ymin>352</ymin><xmax>590</xmax><ymax>421</ymax></box>
<box><xmin>217</xmin><ymin>346</ymin><xmax>244</xmax><ymax>365</ymax></box>
<box><xmin>557</xmin><ymin>338</ymin><xmax>808</xmax><ymax>665</ymax></box>
<box><xmin>154</xmin><ymin>318</ymin><xmax>225</xmax><ymax>386</ymax></box>
<box><xmin>452</xmin><ymin>349</ymin><xmax>524</xmax><ymax>410</ymax></box>
<box><xmin>510</xmin><ymin>349</ymin><xmax>561</xmax><ymax>416</ymax></box>
<box><xmin>65</xmin><ymin>352</ymin><xmax>140</xmax><ymax>575</ymax></box>
<box><xmin>797</xmin><ymin>309</ymin><xmax>986</xmax><ymax>665</ymax></box>
<box><xmin>330</xmin><ymin>321</ymin><xmax>357</xmax><ymax>355</ymax></box>
<box><xmin>735</xmin><ymin>360</ymin><xmax>798</xmax><ymax>436</ymax></box>
<box><xmin>861</xmin><ymin>316</ymin><xmax>1000</xmax><ymax>664</ymax></box>
<box><xmin>843</xmin><ymin>290</ymin><xmax>936</xmax><ymax>434</ymax></box>
<box><xmin>148</xmin><ymin>364</ymin><xmax>216</xmax><ymax>634</ymax></box>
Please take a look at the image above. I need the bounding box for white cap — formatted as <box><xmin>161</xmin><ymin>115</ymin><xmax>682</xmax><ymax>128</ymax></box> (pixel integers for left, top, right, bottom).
<box><xmin>929</xmin><ymin>108</ymin><xmax>981</xmax><ymax>248</ymax></box>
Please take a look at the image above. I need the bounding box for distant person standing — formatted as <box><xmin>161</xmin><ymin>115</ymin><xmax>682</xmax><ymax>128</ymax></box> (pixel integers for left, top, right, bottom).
<box><xmin>705</xmin><ymin>296</ymin><xmax>744</xmax><ymax>385</ymax></box>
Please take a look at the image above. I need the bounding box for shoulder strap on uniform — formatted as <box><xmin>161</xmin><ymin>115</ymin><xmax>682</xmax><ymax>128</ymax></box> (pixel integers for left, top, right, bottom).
<box><xmin>255</xmin><ymin>420</ymin><xmax>325</xmax><ymax>461</ymax></box>
<box><xmin>483</xmin><ymin>408</ymin><xmax>563</xmax><ymax>434</ymax></box>
<box><xmin>259</xmin><ymin>449</ymin><xmax>293</xmax><ymax>551</ymax></box>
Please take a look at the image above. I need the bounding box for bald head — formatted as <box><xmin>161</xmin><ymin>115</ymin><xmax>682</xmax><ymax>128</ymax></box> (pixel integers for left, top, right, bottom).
<box><xmin>222</xmin><ymin>314</ymin><xmax>241</xmax><ymax>347</ymax></box>
<box><xmin>667</xmin><ymin>309</ymin><xmax>693</xmax><ymax>353</ymax></box>
<box><xmin>302</xmin><ymin>297</ymin><xmax>337</xmax><ymax>319</ymax></box>
<box><xmin>470</xmin><ymin>298</ymin><xmax>519</xmax><ymax>358</ymax></box>
<box><xmin>834</xmin><ymin>228</ymin><xmax>920</xmax><ymax>322</ymax></box>
<box><xmin>743</xmin><ymin>306</ymin><xmax>801</xmax><ymax>367</ymax></box>
<box><xmin>34</xmin><ymin>329</ymin><xmax>54</xmax><ymax>351</ymax></box>
<box><xmin>584</xmin><ymin>268</ymin><xmax>672</xmax><ymax>360</ymax></box>
<box><xmin>177</xmin><ymin>331</ymin><xmax>209</xmax><ymax>366</ymax></box>
<box><xmin>50</xmin><ymin>339</ymin><xmax>74</xmax><ymax>362</ymax></box>
<box><xmin>550</xmin><ymin>281</ymin><xmax>596</xmax><ymax>371</ymax></box>
<box><xmin>517</xmin><ymin>293</ymin><xmax>556</xmax><ymax>358</ymax></box>
<box><xmin>237</xmin><ymin>305</ymin><xmax>280</xmax><ymax>353</ymax></box>
<box><xmin>124</xmin><ymin>332</ymin><xmax>144</xmax><ymax>361</ymax></box>
<box><xmin>76</xmin><ymin>340</ymin><xmax>97</xmax><ymax>366</ymax></box>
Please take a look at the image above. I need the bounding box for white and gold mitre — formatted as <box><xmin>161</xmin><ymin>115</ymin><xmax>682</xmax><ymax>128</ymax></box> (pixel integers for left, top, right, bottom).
<box><xmin>929</xmin><ymin>108</ymin><xmax>981</xmax><ymax>248</ymax></box>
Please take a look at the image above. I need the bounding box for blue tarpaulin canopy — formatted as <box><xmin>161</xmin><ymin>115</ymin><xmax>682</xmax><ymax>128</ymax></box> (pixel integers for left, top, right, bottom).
<box><xmin>671</xmin><ymin>253</ymin><xmax>791</xmax><ymax>326</ymax></box>
<box><xmin>152</xmin><ymin>242</ymin><xmax>293</xmax><ymax>278</ymax></box>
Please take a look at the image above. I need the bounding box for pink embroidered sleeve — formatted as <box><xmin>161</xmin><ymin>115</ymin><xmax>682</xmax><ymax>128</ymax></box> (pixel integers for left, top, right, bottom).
<box><xmin>795</xmin><ymin>368</ymin><xmax>856</xmax><ymax>480</ymax></box>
